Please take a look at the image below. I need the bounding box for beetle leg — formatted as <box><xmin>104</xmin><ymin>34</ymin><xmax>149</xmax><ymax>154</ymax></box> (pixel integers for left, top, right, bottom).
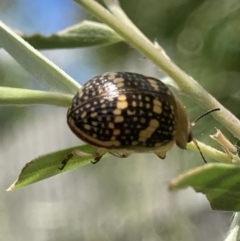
<box><xmin>91</xmin><ymin>149</ymin><xmax>106</xmax><ymax>164</ymax></box>
<box><xmin>109</xmin><ymin>151</ymin><xmax>132</xmax><ymax>159</ymax></box>
<box><xmin>155</xmin><ymin>152</ymin><xmax>166</xmax><ymax>159</ymax></box>
<box><xmin>59</xmin><ymin>149</ymin><xmax>132</xmax><ymax>169</ymax></box>
<box><xmin>59</xmin><ymin>149</ymin><xmax>94</xmax><ymax>170</ymax></box>
<box><xmin>92</xmin><ymin>150</ymin><xmax>132</xmax><ymax>164</ymax></box>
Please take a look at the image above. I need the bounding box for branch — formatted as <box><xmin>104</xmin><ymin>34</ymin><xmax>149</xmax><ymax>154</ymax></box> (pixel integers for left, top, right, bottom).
<box><xmin>74</xmin><ymin>0</ymin><xmax>240</xmax><ymax>140</ymax></box>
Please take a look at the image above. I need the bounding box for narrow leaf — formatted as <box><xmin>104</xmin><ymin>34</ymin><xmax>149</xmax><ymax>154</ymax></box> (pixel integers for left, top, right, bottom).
<box><xmin>224</xmin><ymin>213</ymin><xmax>240</xmax><ymax>241</ymax></box>
<box><xmin>0</xmin><ymin>87</ymin><xmax>73</xmax><ymax>107</ymax></box>
<box><xmin>0</xmin><ymin>21</ymin><xmax>80</xmax><ymax>94</ymax></box>
<box><xmin>169</xmin><ymin>163</ymin><xmax>240</xmax><ymax>211</ymax></box>
<box><xmin>20</xmin><ymin>21</ymin><xmax>123</xmax><ymax>50</ymax></box>
<box><xmin>8</xmin><ymin>145</ymin><xmax>104</xmax><ymax>191</ymax></box>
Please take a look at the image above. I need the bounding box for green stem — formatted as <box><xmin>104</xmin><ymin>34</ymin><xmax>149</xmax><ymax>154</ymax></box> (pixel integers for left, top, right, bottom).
<box><xmin>0</xmin><ymin>87</ymin><xmax>73</xmax><ymax>107</ymax></box>
<box><xmin>74</xmin><ymin>0</ymin><xmax>240</xmax><ymax>140</ymax></box>
<box><xmin>103</xmin><ymin>0</ymin><xmax>153</xmax><ymax>45</ymax></box>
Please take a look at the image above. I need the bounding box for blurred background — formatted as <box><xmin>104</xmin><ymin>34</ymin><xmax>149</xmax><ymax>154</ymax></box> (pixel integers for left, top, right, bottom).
<box><xmin>0</xmin><ymin>0</ymin><xmax>238</xmax><ymax>240</ymax></box>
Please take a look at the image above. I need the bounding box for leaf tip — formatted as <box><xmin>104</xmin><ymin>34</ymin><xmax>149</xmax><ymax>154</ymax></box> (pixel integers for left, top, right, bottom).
<box><xmin>6</xmin><ymin>181</ymin><xmax>17</xmax><ymax>191</ymax></box>
<box><xmin>168</xmin><ymin>180</ymin><xmax>179</xmax><ymax>191</ymax></box>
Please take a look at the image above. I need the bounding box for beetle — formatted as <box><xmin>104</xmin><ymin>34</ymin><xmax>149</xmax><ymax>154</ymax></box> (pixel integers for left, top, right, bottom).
<box><xmin>60</xmin><ymin>72</ymin><xmax>218</xmax><ymax>169</ymax></box>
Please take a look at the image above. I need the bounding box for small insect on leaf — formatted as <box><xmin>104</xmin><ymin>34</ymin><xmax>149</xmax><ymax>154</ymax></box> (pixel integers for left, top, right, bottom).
<box><xmin>61</xmin><ymin>72</ymin><xmax>218</xmax><ymax>168</ymax></box>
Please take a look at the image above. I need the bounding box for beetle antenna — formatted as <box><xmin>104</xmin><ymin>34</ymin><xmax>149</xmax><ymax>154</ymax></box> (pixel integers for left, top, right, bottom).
<box><xmin>192</xmin><ymin>139</ymin><xmax>207</xmax><ymax>163</ymax></box>
<box><xmin>191</xmin><ymin>108</ymin><xmax>220</xmax><ymax>127</ymax></box>
<box><xmin>191</xmin><ymin>108</ymin><xmax>220</xmax><ymax>164</ymax></box>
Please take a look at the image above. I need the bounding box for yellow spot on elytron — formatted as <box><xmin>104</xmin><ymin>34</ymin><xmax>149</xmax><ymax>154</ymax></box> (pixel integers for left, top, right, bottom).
<box><xmin>91</xmin><ymin>107</ymin><xmax>95</xmax><ymax>112</ymax></box>
<box><xmin>107</xmin><ymin>73</ymin><xmax>116</xmax><ymax>80</ymax></box>
<box><xmin>127</xmin><ymin>110</ymin><xmax>136</xmax><ymax>115</ymax></box>
<box><xmin>113</xmin><ymin>109</ymin><xmax>122</xmax><ymax>115</ymax></box>
<box><xmin>147</xmin><ymin>78</ymin><xmax>159</xmax><ymax>91</ymax></box>
<box><xmin>81</xmin><ymin>112</ymin><xmax>87</xmax><ymax>119</ymax></box>
<box><xmin>131</xmin><ymin>141</ymin><xmax>139</xmax><ymax>146</ymax></box>
<box><xmin>170</xmin><ymin>105</ymin><xmax>174</xmax><ymax>110</ymax></box>
<box><xmin>84</xmin><ymin>124</ymin><xmax>91</xmax><ymax>130</ymax></box>
<box><xmin>114</xmin><ymin>116</ymin><xmax>124</xmax><ymax>123</ymax></box>
<box><xmin>111</xmin><ymin>136</ymin><xmax>116</xmax><ymax>141</ymax></box>
<box><xmin>91</xmin><ymin>121</ymin><xmax>98</xmax><ymax>126</ymax></box>
<box><xmin>113</xmin><ymin>129</ymin><xmax>120</xmax><ymax>135</ymax></box>
<box><xmin>101</xmin><ymin>109</ymin><xmax>108</xmax><ymax>114</ymax></box>
<box><xmin>125</xmin><ymin>129</ymin><xmax>131</xmax><ymax>134</ymax></box>
<box><xmin>163</xmin><ymin>131</ymin><xmax>169</xmax><ymax>135</ymax></box>
<box><xmin>118</xmin><ymin>95</ymin><xmax>127</xmax><ymax>101</ymax></box>
<box><xmin>117</xmin><ymin>83</ymin><xmax>124</xmax><ymax>88</ymax></box>
<box><xmin>108</xmin><ymin>122</ymin><xmax>115</xmax><ymax>129</ymax></box>
<box><xmin>101</xmin><ymin>104</ymin><xmax>106</xmax><ymax>109</ymax></box>
<box><xmin>150</xmin><ymin>119</ymin><xmax>160</xmax><ymax>128</ymax></box>
<box><xmin>153</xmin><ymin>98</ymin><xmax>162</xmax><ymax>114</ymax></box>
<box><xmin>139</xmin><ymin>102</ymin><xmax>144</xmax><ymax>107</ymax></box>
<box><xmin>153</xmin><ymin>106</ymin><xmax>162</xmax><ymax>114</ymax></box>
<box><xmin>113</xmin><ymin>77</ymin><xmax>124</xmax><ymax>83</ymax></box>
<box><xmin>140</xmin><ymin>118</ymin><xmax>146</xmax><ymax>123</ymax></box>
<box><xmin>117</xmin><ymin>101</ymin><xmax>128</xmax><ymax>110</ymax></box>
<box><xmin>79</xmin><ymin>91</ymin><xmax>83</xmax><ymax>98</ymax></box>
<box><xmin>155</xmin><ymin>142</ymin><xmax>163</xmax><ymax>147</ymax></box>
<box><xmin>83</xmin><ymin>96</ymin><xmax>89</xmax><ymax>100</ymax></box>
<box><xmin>145</xmin><ymin>96</ymin><xmax>150</xmax><ymax>102</ymax></box>
<box><xmin>132</xmin><ymin>101</ymin><xmax>137</xmax><ymax>107</ymax></box>
<box><xmin>146</xmin><ymin>103</ymin><xmax>151</xmax><ymax>109</ymax></box>
<box><xmin>153</xmin><ymin>98</ymin><xmax>162</xmax><ymax>107</ymax></box>
<box><xmin>90</xmin><ymin>112</ymin><xmax>98</xmax><ymax>118</ymax></box>
<box><xmin>139</xmin><ymin>119</ymin><xmax>159</xmax><ymax>142</ymax></box>
<box><xmin>86</xmin><ymin>103</ymin><xmax>91</xmax><ymax>109</ymax></box>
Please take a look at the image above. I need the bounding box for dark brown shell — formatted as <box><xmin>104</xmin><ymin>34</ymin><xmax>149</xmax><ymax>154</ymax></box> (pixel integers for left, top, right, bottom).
<box><xmin>67</xmin><ymin>72</ymin><xmax>188</xmax><ymax>150</ymax></box>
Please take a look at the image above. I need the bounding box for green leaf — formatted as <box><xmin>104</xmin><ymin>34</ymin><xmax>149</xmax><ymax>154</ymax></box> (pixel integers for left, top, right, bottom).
<box><xmin>0</xmin><ymin>87</ymin><xmax>73</xmax><ymax>107</ymax></box>
<box><xmin>0</xmin><ymin>21</ymin><xmax>80</xmax><ymax>94</ymax></box>
<box><xmin>7</xmin><ymin>145</ymin><xmax>104</xmax><ymax>191</ymax></box>
<box><xmin>169</xmin><ymin>163</ymin><xmax>240</xmax><ymax>211</ymax></box>
<box><xmin>20</xmin><ymin>21</ymin><xmax>124</xmax><ymax>50</ymax></box>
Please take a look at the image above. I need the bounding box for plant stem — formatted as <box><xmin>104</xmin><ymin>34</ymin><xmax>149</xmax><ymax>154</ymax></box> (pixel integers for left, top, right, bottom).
<box><xmin>103</xmin><ymin>0</ymin><xmax>153</xmax><ymax>45</ymax></box>
<box><xmin>0</xmin><ymin>87</ymin><xmax>73</xmax><ymax>107</ymax></box>
<box><xmin>74</xmin><ymin>0</ymin><xmax>240</xmax><ymax>140</ymax></box>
